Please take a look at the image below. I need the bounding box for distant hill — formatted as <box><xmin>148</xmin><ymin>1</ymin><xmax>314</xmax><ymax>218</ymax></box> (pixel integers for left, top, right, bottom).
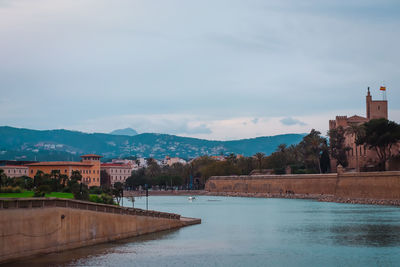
<box><xmin>0</xmin><ymin>126</ymin><xmax>305</xmax><ymax>161</ymax></box>
<box><xmin>110</xmin><ymin>128</ymin><xmax>138</xmax><ymax>136</ymax></box>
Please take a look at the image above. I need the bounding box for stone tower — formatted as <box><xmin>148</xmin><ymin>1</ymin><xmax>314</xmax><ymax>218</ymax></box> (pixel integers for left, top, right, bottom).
<box><xmin>366</xmin><ymin>87</ymin><xmax>388</xmax><ymax>120</ymax></box>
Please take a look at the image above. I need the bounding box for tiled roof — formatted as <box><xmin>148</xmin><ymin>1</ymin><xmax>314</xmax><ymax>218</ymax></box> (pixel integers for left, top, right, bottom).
<box><xmin>26</xmin><ymin>161</ymin><xmax>93</xmax><ymax>167</ymax></box>
<box><xmin>1</xmin><ymin>165</ymin><xmax>28</xmax><ymax>168</ymax></box>
<box><xmin>80</xmin><ymin>154</ymin><xmax>103</xmax><ymax>158</ymax></box>
<box><xmin>101</xmin><ymin>163</ymin><xmax>131</xmax><ymax>168</ymax></box>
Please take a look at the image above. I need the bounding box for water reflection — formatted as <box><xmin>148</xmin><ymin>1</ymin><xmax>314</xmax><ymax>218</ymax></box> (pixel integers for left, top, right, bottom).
<box><xmin>330</xmin><ymin>224</ymin><xmax>400</xmax><ymax>247</ymax></box>
<box><xmin>10</xmin><ymin>230</ymin><xmax>180</xmax><ymax>267</ymax></box>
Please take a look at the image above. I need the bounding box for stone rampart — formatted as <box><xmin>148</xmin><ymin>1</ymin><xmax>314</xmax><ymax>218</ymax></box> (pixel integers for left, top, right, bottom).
<box><xmin>0</xmin><ymin>198</ymin><xmax>194</xmax><ymax>263</ymax></box>
<box><xmin>205</xmin><ymin>171</ymin><xmax>400</xmax><ymax>200</ymax></box>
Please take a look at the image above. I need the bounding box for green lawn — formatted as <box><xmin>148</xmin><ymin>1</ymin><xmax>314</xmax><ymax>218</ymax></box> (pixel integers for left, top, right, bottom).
<box><xmin>0</xmin><ymin>191</ymin><xmax>74</xmax><ymax>199</ymax></box>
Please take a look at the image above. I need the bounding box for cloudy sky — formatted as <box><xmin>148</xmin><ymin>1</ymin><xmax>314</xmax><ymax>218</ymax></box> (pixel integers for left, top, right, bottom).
<box><xmin>1</xmin><ymin>0</ymin><xmax>399</xmax><ymax>140</ymax></box>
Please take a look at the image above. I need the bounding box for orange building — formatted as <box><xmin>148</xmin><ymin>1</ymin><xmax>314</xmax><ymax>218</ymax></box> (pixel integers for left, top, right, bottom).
<box><xmin>26</xmin><ymin>154</ymin><xmax>102</xmax><ymax>187</ymax></box>
<box><xmin>329</xmin><ymin>87</ymin><xmax>399</xmax><ymax>171</ymax></box>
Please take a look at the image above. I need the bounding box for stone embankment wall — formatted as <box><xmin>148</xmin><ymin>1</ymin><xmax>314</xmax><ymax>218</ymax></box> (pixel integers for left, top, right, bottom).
<box><xmin>205</xmin><ymin>171</ymin><xmax>400</xmax><ymax>200</ymax></box>
<box><xmin>0</xmin><ymin>198</ymin><xmax>189</xmax><ymax>264</ymax></box>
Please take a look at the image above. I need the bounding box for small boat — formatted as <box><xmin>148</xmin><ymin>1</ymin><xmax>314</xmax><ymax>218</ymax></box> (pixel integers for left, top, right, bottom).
<box><xmin>188</xmin><ymin>196</ymin><xmax>196</xmax><ymax>201</ymax></box>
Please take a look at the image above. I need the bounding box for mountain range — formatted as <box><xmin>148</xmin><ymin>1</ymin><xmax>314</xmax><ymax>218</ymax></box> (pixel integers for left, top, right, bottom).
<box><xmin>0</xmin><ymin>126</ymin><xmax>305</xmax><ymax>161</ymax></box>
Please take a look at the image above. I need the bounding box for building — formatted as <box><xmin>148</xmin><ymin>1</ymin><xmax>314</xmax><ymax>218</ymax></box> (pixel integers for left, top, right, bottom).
<box><xmin>101</xmin><ymin>163</ymin><xmax>133</xmax><ymax>186</ymax></box>
<box><xmin>111</xmin><ymin>159</ymin><xmax>139</xmax><ymax>170</ymax></box>
<box><xmin>0</xmin><ymin>165</ymin><xmax>29</xmax><ymax>178</ymax></box>
<box><xmin>163</xmin><ymin>156</ymin><xmax>187</xmax><ymax>166</ymax></box>
<box><xmin>25</xmin><ymin>154</ymin><xmax>102</xmax><ymax>187</ymax></box>
<box><xmin>329</xmin><ymin>87</ymin><xmax>399</xmax><ymax>171</ymax></box>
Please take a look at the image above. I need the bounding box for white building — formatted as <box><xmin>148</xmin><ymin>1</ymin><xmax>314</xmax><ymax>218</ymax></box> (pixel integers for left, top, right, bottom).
<box><xmin>0</xmin><ymin>165</ymin><xmax>29</xmax><ymax>178</ymax></box>
<box><xmin>101</xmin><ymin>163</ymin><xmax>133</xmax><ymax>185</ymax></box>
<box><xmin>163</xmin><ymin>156</ymin><xmax>187</xmax><ymax>166</ymax></box>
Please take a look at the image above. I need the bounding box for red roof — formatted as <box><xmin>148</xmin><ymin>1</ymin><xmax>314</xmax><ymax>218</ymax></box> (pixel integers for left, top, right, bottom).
<box><xmin>80</xmin><ymin>154</ymin><xmax>103</xmax><ymax>158</ymax></box>
<box><xmin>1</xmin><ymin>165</ymin><xmax>28</xmax><ymax>168</ymax></box>
<box><xmin>101</xmin><ymin>163</ymin><xmax>131</xmax><ymax>168</ymax></box>
<box><xmin>26</xmin><ymin>161</ymin><xmax>93</xmax><ymax>167</ymax></box>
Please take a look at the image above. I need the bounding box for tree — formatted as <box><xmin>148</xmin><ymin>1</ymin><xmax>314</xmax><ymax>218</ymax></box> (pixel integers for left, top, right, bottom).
<box><xmin>346</xmin><ymin>123</ymin><xmax>365</xmax><ymax>171</ymax></box>
<box><xmin>254</xmin><ymin>152</ymin><xmax>265</xmax><ymax>171</ymax></box>
<box><xmin>0</xmin><ymin>169</ymin><xmax>7</xmax><ymax>190</ymax></box>
<box><xmin>145</xmin><ymin>158</ymin><xmax>161</xmax><ymax>177</ymax></box>
<box><xmin>68</xmin><ymin>170</ymin><xmax>82</xmax><ymax>186</ymax></box>
<box><xmin>113</xmin><ymin>182</ymin><xmax>124</xmax><ymax>205</ymax></box>
<box><xmin>33</xmin><ymin>170</ymin><xmax>45</xmax><ymax>188</ymax></box>
<box><xmin>328</xmin><ymin>126</ymin><xmax>350</xmax><ymax>168</ymax></box>
<box><xmin>300</xmin><ymin>129</ymin><xmax>327</xmax><ymax>173</ymax></box>
<box><xmin>71</xmin><ymin>183</ymin><xmax>89</xmax><ymax>201</ymax></box>
<box><xmin>357</xmin><ymin>119</ymin><xmax>400</xmax><ymax>171</ymax></box>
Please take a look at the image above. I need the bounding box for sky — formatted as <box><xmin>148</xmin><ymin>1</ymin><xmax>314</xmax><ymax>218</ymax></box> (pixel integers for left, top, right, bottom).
<box><xmin>0</xmin><ymin>0</ymin><xmax>399</xmax><ymax>140</ymax></box>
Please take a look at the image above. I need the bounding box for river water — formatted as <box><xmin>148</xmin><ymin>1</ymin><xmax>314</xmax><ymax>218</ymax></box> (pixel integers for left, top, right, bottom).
<box><xmin>12</xmin><ymin>196</ymin><xmax>400</xmax><ymax>266</ymax></box>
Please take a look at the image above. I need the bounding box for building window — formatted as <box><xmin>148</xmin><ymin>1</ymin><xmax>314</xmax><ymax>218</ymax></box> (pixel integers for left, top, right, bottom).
<box><xmin>31</xmin><ymin>170</ymin><xmax>33</xmax><ymax>174</ymax></box>
<box><xmin>65</xmin><ymin>169</ymin><xmax>67</xmax><ymax>173</ymax></box>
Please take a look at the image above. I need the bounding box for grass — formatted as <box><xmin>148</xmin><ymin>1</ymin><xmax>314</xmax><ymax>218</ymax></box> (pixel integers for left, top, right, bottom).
<box><xmin>0</xmin><ymin>191</ymin><xmax>74</xmax><ymax>199</ymax></box>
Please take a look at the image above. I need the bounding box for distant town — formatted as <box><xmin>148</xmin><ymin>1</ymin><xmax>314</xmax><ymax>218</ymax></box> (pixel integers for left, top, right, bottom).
<box><xmin>1</xmin><ymin>87</ymin><xmax>399</xmax><ymax>194</ymax></box>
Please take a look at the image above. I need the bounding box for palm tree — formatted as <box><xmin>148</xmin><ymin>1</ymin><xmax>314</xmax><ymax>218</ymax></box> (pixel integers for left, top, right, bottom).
<box><xmin>277</xmin><ymin>144</ymin><xmax>287</xmax><ymax>153</ymax></box>
<box><xmin>346</xmin><ymin>124</ymin><xmax>365</xmax><ymax>172</ymax></box>
<box><xmin>0</xmin><ymin>169</ymin><xmax>6</xmax><ymax>190</ymax></box>
<box><xmin>254</xmin><ymin>152</ymin><xmax>265</xmax><ymax>171</ymax></box>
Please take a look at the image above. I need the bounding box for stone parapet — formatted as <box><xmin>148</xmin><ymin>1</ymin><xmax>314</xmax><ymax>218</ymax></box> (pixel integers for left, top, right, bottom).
<box><xmin>206</xmin><ymin>171</ymin><xmax>400</xmax><ymax>200</ymax></box>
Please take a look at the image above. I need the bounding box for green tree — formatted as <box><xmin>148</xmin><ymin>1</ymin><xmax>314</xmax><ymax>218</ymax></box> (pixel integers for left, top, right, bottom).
<box><xmin>145</xmin><ymin>158</ymin><xmax>161</xmax><ymax>177</ymax></box>
<box><xmin>300</xmin><ymin>129</ymin><xmax>327</xmax><ymax>173</ymax></box>
<box><xmin>254</xmin><ymin>152</ymin><xmax>265</xmax><ymax>171</ymax></box>
<box><xmin>357</xmin><ymin>119</ymin><xmax>400</xmax><ymax>171</ymax></box>
<box><xmin>113</xmin><ymin>182</ymin><xmax>124</xmax><ymax>205</ymax></box>
<box><xmin>328</xmin><ymin>126</ymin><xmax>350</xmax><ymax>168</ymax></box>
<box><xmin>0</xmin><ymin>169</ymin><xmax>7</xmax><ymax>190</ymax></box>
<box><xmin>71</xmin><ymin>183</ymin><xmax>89</xmax><ymax>201</ymax></box>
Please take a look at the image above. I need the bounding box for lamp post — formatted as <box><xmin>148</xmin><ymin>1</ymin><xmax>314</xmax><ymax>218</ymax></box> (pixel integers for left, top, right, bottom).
<box><xmin>145</xmin><ymin>184</ymin><xmax>148</xmax><ymax>210</ymax></box>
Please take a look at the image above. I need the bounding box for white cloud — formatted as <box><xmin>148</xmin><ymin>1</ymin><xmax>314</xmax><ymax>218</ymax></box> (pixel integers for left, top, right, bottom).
<box><xmin>1</xmin><ymin>1</ymin><xmax>400</xmax><ymax>138</ymax></box>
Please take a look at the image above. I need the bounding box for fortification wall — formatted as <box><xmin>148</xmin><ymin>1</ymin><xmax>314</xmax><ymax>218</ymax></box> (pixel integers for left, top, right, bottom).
<box><xmin>336</xmin><ymin>172</ymin><xmax>400</xmax><ymax>199</ymax></box>
<box><xmin>206</xmin><ymin>171</ymin><xmax>400</xmax><ymax>200</ymax></box>
<box><xmin>0</xmin><ymin>198</ymin><xmax>186</xmax><ymax>263</ymax></box>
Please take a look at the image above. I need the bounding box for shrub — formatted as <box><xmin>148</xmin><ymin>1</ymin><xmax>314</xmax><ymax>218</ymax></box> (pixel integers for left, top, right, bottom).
<box><xmin>101</xmin><ymin>193</ymin><xmax>115</xmax><ymax>205</ymax></box>
<box><xmin>71</xmin><ymin>183</ymin><xmax>89</xmax><ymax>201</ymax></box>
<box><xmin>89</xmin><ymin>195</ymin><xmax>102</xmax><ymax>203</ymax></box>
<box><xmin>34</xmin><ymin>185</ymin><xmax>51</xmax><ymax>197</ymax></box>
<box><xmin>89</xmin><ymin>186</ymin><xmax>102</xmax><ymax>194</ymax></box>
<box><xmin>62</xmin><ymin>187</ymin><xmax>71</xmax><ymax>193</ymax></box>
<box><xmin>13</xmin><ymin>186</ymin><xmax>22</xmax><ymax>193</ymax></box>
<box><xmin>89</xmin><ymin>193</ymin><xmax>115</xmax><ymax>205</ymax></box>
<box><xmin>3</xmin><ymin>186</ymin><xmax>13</xmax><ymax>193</ymax></box>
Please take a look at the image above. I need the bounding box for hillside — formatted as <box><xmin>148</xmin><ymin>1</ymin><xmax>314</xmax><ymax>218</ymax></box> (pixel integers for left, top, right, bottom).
<box><xmin>0</xmin><ymin>126</ymin><xmax>305</xmax><ymax>161</ymax></box>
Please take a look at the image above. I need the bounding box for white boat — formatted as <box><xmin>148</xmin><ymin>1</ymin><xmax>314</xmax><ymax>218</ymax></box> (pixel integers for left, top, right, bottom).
<box><xmin>188</xmin><ymin>196</ymin><xmax>196</xmax><ymax>201</ymax></box>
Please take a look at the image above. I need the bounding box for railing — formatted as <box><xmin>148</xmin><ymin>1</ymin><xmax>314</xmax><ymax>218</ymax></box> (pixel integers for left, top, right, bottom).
<box><xmin>0</xmin><ymin>198</ymin><xmax>181</xmax><ymax>220</ymax></box>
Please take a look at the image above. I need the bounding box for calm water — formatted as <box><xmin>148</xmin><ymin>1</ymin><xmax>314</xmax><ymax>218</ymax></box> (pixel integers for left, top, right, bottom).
<box><xmin>12</xmin><ymin>196</ymin><xmax>400</xmax><ymax>267</ymax></box>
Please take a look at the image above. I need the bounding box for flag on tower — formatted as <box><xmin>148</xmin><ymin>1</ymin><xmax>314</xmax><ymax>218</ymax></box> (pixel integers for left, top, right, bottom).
<box><xmin>380</xmin><ymin>86</ymin><xmax>386</xmax><ymax>91</ymax></box>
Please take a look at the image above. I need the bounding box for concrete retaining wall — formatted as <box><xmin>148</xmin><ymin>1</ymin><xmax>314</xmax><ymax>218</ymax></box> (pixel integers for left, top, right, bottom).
<box><xmin>205</xmin><ymin>171</ymin><xmax>400</xmax><ymax>200</ymax></box>
<box><xmin>0</xmin><ymin>198</ymin><xmax>186</xmax><ymax>263</ymax></box>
